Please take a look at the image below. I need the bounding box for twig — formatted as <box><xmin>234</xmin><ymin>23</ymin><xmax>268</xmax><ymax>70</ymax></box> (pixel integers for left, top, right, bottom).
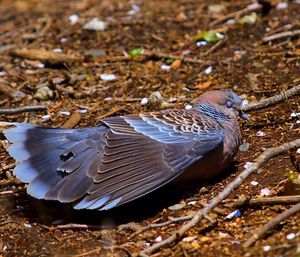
<box><xmin>263</xmin><ymin>29</ymin><xmax>300</xmax><ymax>42</ymax></box>
<box><xmin>75</xmin><ymin>245</ymin><xmax>132</xmax><ymax>257</ymax></box>
<box><xmin>225</xmin><ymin>195</ymin><xmax>300</xmax><ymax>208</ymax></box>
<box><xmin>243</xmin><ymin>202</ymin><xmax>300</xmax><ymax>247</ymax></box>
<box><xmin>61</xmin><ymin>112</ymin><xmax>81</xmax><ymax>128</ymax></box>
<box><xmin>129</xmin><ymin>215</ymin><xmax>193</xmax><ymax>240</ymax></box>
<box><xmin>52</xmin><ymin>223</ymin><xmax>103</xmax><ymax>230</ymax></box>
<box><xmin>241</xmin><ymin>84</ymin><xmax>300</xmax><ymax>112</ymax></box>
<box><xmin>202</xmin><ymin>37</ymin><xmax>227</xmax><ymax>57</ymax></box>
<box><xmin>0</xmin><ymin>105</ymin><xmax>47</xmax><ymax>115</ymax></box>
<box><xmin>142</xmin><ymin>50</ymin><xmax>207</xmax><ymax>64</ymax></box>
<box><xmin>209</xmin><ymin>2</ymin><xmax>262</xmax><ymax>27</ymax></box>
<box><xmin>11</xmin><ymin>49</ymin><xmax>83</xmax><ymax>64</ymax></box>
<box><xmin>97</xmin><ymin>106</ymin><xmax>128</xmax><ymax>120</ymax></box>
<box><xmin>139</xmin><ymin>139</ymin><xmax>300</xmax><ymax>257</ymax></box>
<box><xmin>0</xmin><ymin>189</ymin><xmax>22</xmax><ymax>196</ymax></box>
<box><xmin>0</xmin><ymin>80</ymin><xmax>26</xmax><ymax>102</ymax></box>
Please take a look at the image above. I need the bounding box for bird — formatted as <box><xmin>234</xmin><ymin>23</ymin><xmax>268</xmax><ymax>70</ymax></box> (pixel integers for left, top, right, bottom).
<box><xmin>3</xmin><ymin>90</ymin><xmax>249</xmax><ymax>211</ymax></box>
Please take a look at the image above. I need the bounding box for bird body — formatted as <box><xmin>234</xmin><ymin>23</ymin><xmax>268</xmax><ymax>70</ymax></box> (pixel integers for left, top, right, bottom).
<box><xmin>4</xmin><ymin>90</ymin><xmax>248</xmax><ymax>210</ymax></box>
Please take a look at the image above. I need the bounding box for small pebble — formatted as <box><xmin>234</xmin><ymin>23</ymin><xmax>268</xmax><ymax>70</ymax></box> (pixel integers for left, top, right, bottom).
<box><xmin>188</xmin><ymin>201</ymin><xmax>197</xmax><ymax>205</ymax></box>
<box><xmin>291</xmin><ymin>112</ymin><xmax>300</xmax><ymax>117</ymax></box>
<box><xmin>263</xmin><ymin>245</ymin><xmax>271</xmax><ymax>252</ymax></box>
<box><xmin>77</xmin><ymin>109</ymin><xmax>88</xmax><ymax>114</ymax></box>
<box><xmin>250</xmin><ymin>181</ymin><xmax>259</xmax><ymax>186</ymax></box>
<box><xmin>204</xmin><ymin>66</ymin><xmax>213</xmax><ymax>74</ymax></box>
<box><xmin>155</xmin><ymin>236</ymin><xmax>162</xmax><ymax>242</ymax></box>
<box><xmin>60</xmin><ymin>37</ymin><xmax>68</xmax><ymax>43</ymax></box>
<box><xmin>226</xmin><ymin>210</ymin><xmax>241</xmax><ymax>220</ymax></box>
<box><xmin>297</xmin><ymin>148</ymin><xmax>300</xmax><ymax>154</ymax></box>
<box><xmin>239</xmin><ymin>142</ymin><xmax>249</xmax><ymax>152</ymax></box>
<box><xmin>24</xmin><ymin>223</ymin><xmax>32</xmax><ymax>228</ymax></box>
<box><xmin>286</xmin><ymin>233</ymin><xmax>296</xmax><ymax>240</ymax></box>
<box><xmin>140</xmin><ymin>98</ymin><xmax>148</xmax><ymax>105</ymax></box>
<box><xmin>149</xmin><ymin>91</ymin><xmax>163</xmax><ymax>103</ymax></box>
<box><xmin>100</xmin><ymin>74</ymin><xmax>116</xmax><ymax>81</ymax></box>
<box><xmin>83</xmin><ymin>18</ymin><xmax>106</xmax><ymax>31</ymax></box>
<box><xmin>260</xmin><ymin>188</ymin><xmax>270</xmax><ymax>196</ymax></box>
<box><xmin>34</xmin><ymin>86</ymin><xmax>54</xmax><ymax>100</ymax></box>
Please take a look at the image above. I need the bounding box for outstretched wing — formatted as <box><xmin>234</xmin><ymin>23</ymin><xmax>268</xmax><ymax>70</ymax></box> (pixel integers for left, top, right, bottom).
<box><xmin>74</xmin><ymin>109</ymin><xmax>224</xmax><ymax>210</ymax></box>
<box><xmin>5</xmin><ymin>109</ymin><xmax>224</xmax><ymax>211</ymax></box>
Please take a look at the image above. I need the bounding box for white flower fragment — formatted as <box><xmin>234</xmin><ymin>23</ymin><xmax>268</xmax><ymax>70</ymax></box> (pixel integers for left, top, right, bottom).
<box><xmin>155</xmin><ymin>236</ymin><xmax>162</xmax><ymax>242</ymax></box>
<box><xmin>226</xmin><ymin>209</ymin><xmax>241</xmax><ymax>220</ymax></box>
<box><xmin>140</xmin><ymin>98</ymin><xmax>148</xmax><ymax>105</ymax></box>
<box><xmin>100</xmin><ymin>74</ymin><xmax>116</xmax><ymax>81</ymax></box>
<box><xmin>160</xmin><ymin>64</ymin><xmax>171</xmax><ymax>71</ymax></box>
<box><xmin>69</xmin><ymin>14</ymin><xmax>79</xmax><ymax>24</ymax></box>
<box><xmin>185</xmin><ymin>104</ymin><xmax>193</xmax><ymax>110</ymax></box>
<box><xmin>260</xmin><ymin>188</ymin><xmax>270</xmax><ymax>196</ymax></box>
<box><xmin>244</xmin><ymin>162</ymin><xmax>253</xmax><ymax>169</ymax></box>
<box><xmin>196</xmin><ymin>41</ymin><xmax>207</xmax><ymax>47</ymax></box>
<box><xmin>263</xmin><ymin>245</ymin><xmax>271</xmax><ymax>252</ymax></box>
<box><xmin>204</xmin><ymin>66</ymin><xmax>213</xmax><ymax>74</ymax></box>
<box><xmin>250</xmin><ymin>181</ymin><xmax>259</xmax><ymax>186</ymax></box>
<box><xmin>286</xmin><ymin>233</ymin><xmax>295</xmax><ymax>240</ymax></box>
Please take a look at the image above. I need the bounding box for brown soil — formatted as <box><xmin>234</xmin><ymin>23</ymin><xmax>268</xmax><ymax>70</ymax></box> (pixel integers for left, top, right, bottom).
<box><xmin>0</xmin><ymin>1</ymin><xmax>300</xmax><ymax>257</ymax></box>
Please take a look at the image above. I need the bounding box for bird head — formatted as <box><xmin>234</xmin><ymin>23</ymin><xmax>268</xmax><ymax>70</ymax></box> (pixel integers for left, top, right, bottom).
<box><xmin>193</xmin><ymin>90</ymin><xmax>249</xmax><ymax>120</ymax></box>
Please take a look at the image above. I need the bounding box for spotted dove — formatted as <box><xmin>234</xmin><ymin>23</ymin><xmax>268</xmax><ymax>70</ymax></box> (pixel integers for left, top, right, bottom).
<box><xmin>4</xmin><ymin>90</ymin><xmax>248</xmax><ymax>210</ymax></box>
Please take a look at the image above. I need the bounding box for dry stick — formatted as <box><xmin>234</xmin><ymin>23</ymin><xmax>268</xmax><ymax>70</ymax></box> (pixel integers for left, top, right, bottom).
<box><xmin>0</xmin><ymin>105</ymin><xmax>47</xmax><ymax>115</ymax></box>
<box><xmin>263</xmin><ymin>29</ymin><xmax>300</xmax><ymax>42</ymax></box>
<box><xmin>139</xmin><ymin>139</ymin><xmax>300</xmax><ymax>257</ymax></box>
<box><xmin>11</xmin><ymin>49</ymin><xmax>83</xmax><ymax>64</ymax></box>
<box><xmin>142</xmin><ymin>50</ymin><xmax>208</xmax><ymax>65</ymax></box>
<box><xmin>202</xmin><ymin>37</ymin><xmax>227</xmax><ymax>57</ymax></box>
<box><xmin>209</xmin><ymin>2</ymin><xmax>262</xmax><ymax>27</ymax></box>
<box><xmin>225</xmin><ymin>195</ymin><xmax>300</xmax><ymax>208</ymax></box>
<box><xmin>61</xmin><ymin>112</ymin><xmax>81</xmax><ymax>129</ymax></box>
<box><xmin>241</xmin><ymin>84</ymin><xmax>300</xmax><ymax>112</ymax></box>
<box><xmin>0</xmin><ymin>80</ymin><xmax>26</xmax><ymax>102</ymax></box>
<box><xmin>243</xmin><ymin>202</ymin><xmax>300</xmax><ymax>247</ymax></box>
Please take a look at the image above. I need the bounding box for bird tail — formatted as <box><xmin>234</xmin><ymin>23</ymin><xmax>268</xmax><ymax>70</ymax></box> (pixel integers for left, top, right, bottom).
<box><xmin>3</xmin><ymin>123</ymin><xmax>106</xmax><ymax>202</ymax></box>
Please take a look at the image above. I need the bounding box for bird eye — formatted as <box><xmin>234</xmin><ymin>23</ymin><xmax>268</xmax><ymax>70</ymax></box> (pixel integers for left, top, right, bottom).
<box><xmin>225</xmin><ymin>100</ymin><xmax>233</xmax><ymax>108</ymax></box>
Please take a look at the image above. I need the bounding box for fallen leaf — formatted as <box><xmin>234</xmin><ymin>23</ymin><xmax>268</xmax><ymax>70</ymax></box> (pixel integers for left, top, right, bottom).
<box><xmin>171</xmin><ymin>59</ymin><xmax>181</xmax><ymax>69</ymax></box>
<box><xmin>194</xmin><ymin>81</ymin><xmax>212</xmax><ymax>89</ymax></box>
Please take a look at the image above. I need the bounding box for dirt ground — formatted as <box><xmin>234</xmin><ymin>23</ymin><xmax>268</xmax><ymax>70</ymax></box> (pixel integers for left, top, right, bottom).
<box><xmin>0</xmin><ymin>0</ymin><xmax>300</xmax><ymax>256</ymax></box>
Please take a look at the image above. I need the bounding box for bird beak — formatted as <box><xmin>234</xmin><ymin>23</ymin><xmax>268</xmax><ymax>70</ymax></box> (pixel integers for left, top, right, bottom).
<box><xmin>239</xmin><ymin>111</ymin><xmax>249</xmax><ymax>120</ymax></box>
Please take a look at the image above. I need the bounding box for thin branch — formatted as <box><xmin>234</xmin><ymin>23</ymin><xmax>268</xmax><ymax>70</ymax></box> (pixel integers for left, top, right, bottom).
<box><xmin>0</xmin><ymin>80</ymin><xmax>26</xmax><ymax>102</ymax></box>
<box><xmin>0</xmin><ymin>105</ymin><xmax>47</xmax><ymax>115</ymax></box>
<box><xmin>139</xmin><ymin>139</ymin><xmax>300</xmax><ymax>257</ymax></box>
<box><xmin>263</xmin><ymin>29</ymin><xmax>300</xmax><ymax>42</ymax></box>
<box><xmin>243</xmin><ymin>202</ymin><xmax>300</xmax><ymax>247</ymax></box>
<box><xmin>209</xmin><ymin>2</ymin><xmax>262</xmax><ymax>27</ymax></box>
<box><xmin>202</xmin><ymin>37</ymin><xmax>227</xmax><ymax>57</ymax></box>
<box><xmin>225</xmin><ymin>195</ymin><xmax>300</xmax><ymax>208</ymax></box>
<box><xmin>142</xmin><ymin>50</ymin><xmax>208</xmax><ymax>65</ymax></box>
<box><xmin>241</xmin><ymin>84</ymin><xmax>300</xmax><ymax>112</ymax></box>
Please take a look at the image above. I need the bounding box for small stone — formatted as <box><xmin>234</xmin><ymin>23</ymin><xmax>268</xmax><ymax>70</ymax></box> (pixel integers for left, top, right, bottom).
<box><xmin>226</xmin><ymin>210</ymin><xmax>241</xmax><ymax>220</ymax></box>
<box><xmin>41</xmin><ymin>115</ymin><xmax>51</xmax><ymax>122</ymax></box>
<box><xmin>53</xmin><ymin>48</ymin><xmax>62</xmax><ymax>53</ymax></box>
<box><xmin>168</xmin><ymin>203</ymin><xmax>186</xmax><ymax>211</ymax></box>
<box><xmin>297</xmin><ymin>148</ymin><xmax>300</xmax><ymax>154</ymax></box>
<box><xmin>188</xmin><ymin>201</ymin><xmax>197</xmax><ymax>205</ymax></box>
<box><xmin>60</xmin><ymin>37</ymin><xmax>68</xmax><ymax>43</ymax></box>
<box><xmin>239</xmin><ymin>142</ymin><xmax>250</xmax><ymax>152</ymax></box>
<box><xmin>149</xmin><ymin>91</ymin><xmax>164</xmax><ymax>103</ymax></box>
<box><xmin>59</xmin><ymin>111</ymin><xmax>71</xmax><ymax>116</ymax></box>
<box><xmin>24</xmin><ymin>223</ymin><xmax>32</xmax><ymax>228</ymax></box>
<box><xmin>196</xmin><ymin>41</ymin><xmax>207</xmax><ymax>47</ymax></box>
<box><xmin>83</xmin><ymin>18</ymin><xmax>106</xmax><ymax>31</ymax></box>
<box><xmin>34</xmin><ymin>86</ymin><xmax>54</xmax><ymax>100</ymax></box>
<box><xmin>85</xmin><ymin>49</ymin><xmax>106</xmax><ymax>58</ymax></box>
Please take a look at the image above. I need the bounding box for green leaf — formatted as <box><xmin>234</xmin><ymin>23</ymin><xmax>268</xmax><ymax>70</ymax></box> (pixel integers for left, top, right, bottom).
<box><xmin>194</xmin><ymin>31</ymin><xmax>223</xmax><ymax>42</ymax></box>
<box><xmin>166</xmin><ymin>58</ymin><xmax>175</xmax><ymax>64</ymax></box>
<box><xmin>129</xmin><ymin>48</ymin><xmax>144</xmax><ymax>59</ymax></box>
